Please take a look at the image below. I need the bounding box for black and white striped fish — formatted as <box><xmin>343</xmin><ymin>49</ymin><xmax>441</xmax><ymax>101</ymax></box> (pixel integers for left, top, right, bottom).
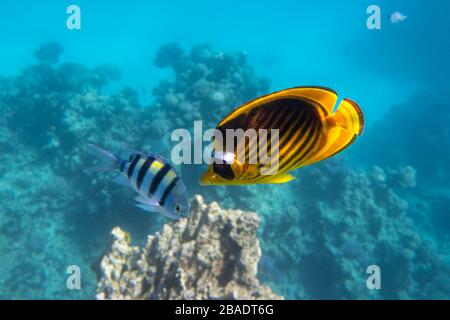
<box><xmin>86</xmin><ymin>144</ymin><xmax>190</xmax><ymax>219</ymax></box>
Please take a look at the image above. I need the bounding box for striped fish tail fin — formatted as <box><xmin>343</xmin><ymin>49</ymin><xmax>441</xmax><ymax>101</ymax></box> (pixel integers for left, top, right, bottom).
<box><xmin>329</xmin><ymin>98</ymin><xmax>364</xmax><ymax>135</ymax></box>
<box><xmin>85</xmin><ymin>144</ymin><xmax>121</xmax><ymax>173</ymax></box>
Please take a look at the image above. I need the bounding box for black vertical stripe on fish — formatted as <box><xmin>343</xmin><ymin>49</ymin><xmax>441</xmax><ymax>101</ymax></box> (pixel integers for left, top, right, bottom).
<box><xmin>249</xmin><ymin>103</ymin><xmax>293</xmax><ymax>163</ymax></box>
<box><xmin>127</xmin><ymin>155</ymin><xmax>140</xmax><ymax>179</ymax></box>
<box><xmin>258</xmin><ymin>106</ymin><xmax>297</xmax><ymax>161</ymax></box>
<box><xmin>265</xmin><ymin>103</ymin><xmax>292</xmax><ymax>131</ymax></box>
<box><xmin>277</xmin><ymin>112</ymin><xmax>315</xmax><ymax>173</ymax></box>
<box><xmin>278</xmin><ymin>114</ymin><xmax>311</xmax><ymax>165</ymax></box>
<box><xmin>220</xmin><ymin>101</ymin><xmax>288</xmax><ymax>161</ymax></box>
<box><xmin>294</xmin><ymin>125</ymin><xmax>321</xmax><ymax>167</ymax></box>
<box><xmin>243</xmin><ymin>110</ymin><xmax>271</xmax><ymax>162</ymax></box>
<box><xmin>119</xmin><ymin>160</ymin><xmax>126</xmax><ymax>173</ymax></box>
<box><xmin>149</xmin><ymin>163</ymin><xmax>171</xmax><ymax>197</ymax></box>
<box><xmin>283</xmin><ymin>119</ymin><xmax>318</xmax><ymax>170</ymax></box>
<box><xmin>263</xmin><ymin>107</ymin><xmax>307</xmax><ymax>163</ymax></box>
<box><xmin>242</xmin><ymin>107</ymin><xmax>284</xmax><ymax>162</ymax></box>
<box><xmin>241</xmin><ymin>129</ymin><xmax>258</xmax><ymax>163</ymax></box>
<box><xmin>159</xmin><ymin>176</ymin><xmax>179</xmax><ymax>206</ymax></box>
<box><xmin>218</xmin><ymin>97</ymin><xmax>320</xmax><ymax>169</ymax></box>
<box><xmin>285</xmin><ymin>117</ymin><xmax>321</xmax><ymax>170</ymax></box>
<box><xmin>293</xmin><ymin>126</ymin><xmax>321</xmax><ymax>168</ymax></box>
<box><xmin>299</xmin><ymin>118</ymin><xmax>323</xmax><ymax>164</ymax></box>
<box><xmin>252</xmin><ymin>108</ymin><xmax>314</xmax><ymax>179</ymax></box>
<box><xmin>278</xmin><ymin>109</ymin><xmax>307</xmax><ymax>151</ymax></box>
<box><xmin>246</xmin><ymin>109</ymin><xmax>264</xmax><ymax>130</ymax></box>
<box><xmin>253</xmin><ymin>99</ymin><xmax>314</xmax><ymax>163</ymax></box>
<box><xmin>265</xmin><ymin>98</ymin><xmax>317</xmax><ymax>131</ymax></box>
<box><xmin>136</xmin><ymin>156</ymin><xmax>155</xmax><ymax>190</ymax></box>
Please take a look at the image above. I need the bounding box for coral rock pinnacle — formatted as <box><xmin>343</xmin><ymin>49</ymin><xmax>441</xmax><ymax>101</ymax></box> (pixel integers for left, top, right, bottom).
<box><xmin>97</xmin><ymin>195</ymin><xmax>282</xmax><ymax>300</ymax></box>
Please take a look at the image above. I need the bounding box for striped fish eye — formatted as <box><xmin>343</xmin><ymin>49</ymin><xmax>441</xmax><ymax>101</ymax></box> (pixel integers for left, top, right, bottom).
<box><xmin>213</xmin><ymin>163</ymin><xmax>235</xmax><ymax>180</ymax></box>
<box><xmin>175</xmin><ymin>204</ymin><xmax>182</xmax><ymax>213</ymax></box>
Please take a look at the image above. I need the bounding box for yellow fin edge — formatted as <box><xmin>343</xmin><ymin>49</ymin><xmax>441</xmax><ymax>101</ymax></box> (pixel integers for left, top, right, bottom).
<box><xmin>259</xmin><ymin>172</ymin><xmax>296</xmax><ymax>184</ymax></box>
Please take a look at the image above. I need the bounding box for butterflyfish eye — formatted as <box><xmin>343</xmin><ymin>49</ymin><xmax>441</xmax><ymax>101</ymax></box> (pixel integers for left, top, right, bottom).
<box><xmin>213</xmin><ymin>163</ymin><xmax>235</xmax><ymax>180</ymax></box>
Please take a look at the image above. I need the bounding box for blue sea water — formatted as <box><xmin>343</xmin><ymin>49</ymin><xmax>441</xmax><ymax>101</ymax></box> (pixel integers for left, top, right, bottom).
<box><xmin>0</xmin><ymin>0</ymin><xmax>449</xmax><ymax>299</ymax></box>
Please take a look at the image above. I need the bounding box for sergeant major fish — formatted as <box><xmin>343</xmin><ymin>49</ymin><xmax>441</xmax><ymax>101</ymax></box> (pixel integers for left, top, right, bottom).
<box><xmin>200</xmin><ymin>86</ymin><xmax>364</xmax><ymax>185</ymax></box>
<box><xmin>86</xmin><ymin>144</ymin><xmax>190</xmax><ymax>219</ymax></box>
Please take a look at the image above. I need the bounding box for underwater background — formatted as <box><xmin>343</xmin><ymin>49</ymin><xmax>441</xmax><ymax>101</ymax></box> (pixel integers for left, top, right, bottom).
<box><xmin>0</xmin><ymin>0</ymin><xmax>449</xmax><ymax>299</ymax></box>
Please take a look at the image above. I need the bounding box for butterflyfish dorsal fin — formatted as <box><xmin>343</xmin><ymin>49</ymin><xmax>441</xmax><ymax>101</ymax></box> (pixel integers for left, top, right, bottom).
<box><xmin>218</xmin><ymin>86</ymin><xmax>338</xmax><ymax>126</ymax></box>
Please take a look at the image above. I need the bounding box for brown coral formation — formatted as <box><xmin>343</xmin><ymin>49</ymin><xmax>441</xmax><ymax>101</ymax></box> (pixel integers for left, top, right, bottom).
<box><xmin>96</xmin><ymin>195</ymin><xmax>282</xmax><ymax>300</ymax></box>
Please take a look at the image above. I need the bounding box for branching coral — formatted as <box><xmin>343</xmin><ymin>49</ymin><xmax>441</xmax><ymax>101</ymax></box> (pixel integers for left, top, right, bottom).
<box><xmin>151</xmin><ymin>42</ymin><xmax>270</xmax><ymax>139</ymax></box>
<box><xmin>96</xmin><ymin>195</ymin><xmax>282</xmax><ymax>300</ymax></box>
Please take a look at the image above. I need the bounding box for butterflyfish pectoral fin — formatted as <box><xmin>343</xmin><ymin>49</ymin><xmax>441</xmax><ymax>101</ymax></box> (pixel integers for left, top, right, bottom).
<box><xmin>259</xmin><ymin>172</ymin><xmax>296</xmax><ymax>184</ymax></box>
<box><xmin>301</xmin><ymin>98</ymin><xmax>364</xmax><ymax>167</ymax></box>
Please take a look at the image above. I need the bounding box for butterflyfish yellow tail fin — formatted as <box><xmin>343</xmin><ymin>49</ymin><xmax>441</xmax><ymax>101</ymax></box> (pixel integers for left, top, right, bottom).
<box><xmin>329</xmin><ymin>98</ymin><xmax>364</xmax><ymax>135</ymax></box>
<box><xmin>299</xmin><ymin>98</ymin><xmax>364</xmax><ymax>167</ymax></box>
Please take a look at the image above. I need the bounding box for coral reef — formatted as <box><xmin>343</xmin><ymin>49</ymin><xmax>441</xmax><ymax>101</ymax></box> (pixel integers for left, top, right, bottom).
<box><xmin>150</xmin><ymin>42</ymin><xmax>269</xmax><ymax>145</ymax></box>
<box><xmin>0</xmin><ymin>145</ymin><xmax>94</xmax><ymax>299</ymax></box>
<box><xmin>256</xmin><ymin>161</ymin><xmax>450</xmax><ymax>299</ymax></box>
<box><xmin>352</xmin><ymin>90</ymin><xmax>450</xmax><ymax>280</ymax></box>
<box><xmin>0</xmin><ymin>41</ymin><xmax>269</xmax><ymax>299</ymax></box>
<box><xmin>0</xmin><ymin>43</ymin><xmax>159</xmax><ymax>298</ymax></box>
<box><xmin>0</xmin><ymin>41</ymin><xmax>449</xmax><ymax>300</ymax></box>
<box><xmin>97</xmin><ymin>195</ymin><xmax>282</xmax><ymax>300</ymax></box>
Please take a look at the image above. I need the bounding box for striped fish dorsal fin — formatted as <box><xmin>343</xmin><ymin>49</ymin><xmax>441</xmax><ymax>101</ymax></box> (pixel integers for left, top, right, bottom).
<box><xmin>122</xmin><ymin>144</ymin><xmax>171</xmax><ymax>165</ymax></box>
<box><xmin>218</xmin><ymin>86</ymin><xmax>338</xmax><ymax>126</ymax></box>
<box><xmin>301</xmin><ymin>98</ymin><xmax>364</xmax><ymax>167</ymax></box>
